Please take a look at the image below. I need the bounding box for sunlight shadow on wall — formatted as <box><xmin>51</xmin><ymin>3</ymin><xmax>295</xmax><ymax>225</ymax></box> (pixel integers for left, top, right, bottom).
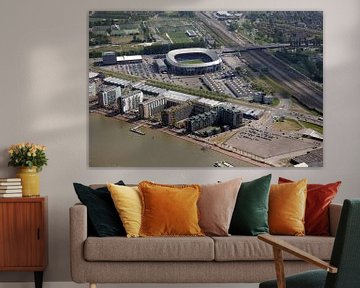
<box><xmin>28</xmin><ymin>46</ymin><xmax>85</xmax><ymax>133</ymax></box>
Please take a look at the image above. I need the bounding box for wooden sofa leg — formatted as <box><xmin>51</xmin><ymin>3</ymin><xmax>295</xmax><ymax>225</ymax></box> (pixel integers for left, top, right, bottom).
<box><xmin>89</xmin><ymin>283</ymin><xmax>97</xmax><ymax>288</ymax></box>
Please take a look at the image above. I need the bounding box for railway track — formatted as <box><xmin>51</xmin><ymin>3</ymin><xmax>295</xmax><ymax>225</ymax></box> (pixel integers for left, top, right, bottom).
<box><xmin>196</xmin><ymin>11</ymin><xmax>323</xmax><ymax>113</ymax></box>
<box><xmin>243</xmin><ymin>50</ymin><xmax>323</xmax><ymax>111</ymax></box>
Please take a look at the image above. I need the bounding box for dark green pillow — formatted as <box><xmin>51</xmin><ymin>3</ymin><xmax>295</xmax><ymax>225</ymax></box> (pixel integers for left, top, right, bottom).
<box><xmin>229</xmin><ymin>174</ymin><xmax>272</xmax><ymax>236</ymax></box>
<box><xmin>73</xmin><ymin>181</ymin><xmax>126</xmax><ymax>237</ymax></box>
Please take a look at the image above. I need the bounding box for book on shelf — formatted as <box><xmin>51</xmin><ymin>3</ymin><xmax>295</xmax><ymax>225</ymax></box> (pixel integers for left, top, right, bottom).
<box><xmin>0</xmin><ymin>186</ymin><xmax>22</xmax><ymax>190</ymax></box>
<box><xmin>0</xmin><ymin>182</ymin><xmax>22</xmax><ymax>186</ymax></box>
<box><xmin>0</xmin><ymin>189</ymin><xmax>22</xmax><ymax>193</ymax></box>
<box><xmin>0</xmin><ymin>178</ymin><xmax>21</xmax><ymax>182</ymax></box>
<box><xmin>0</xmin><ymin>193</ymin><xmax>22</xmax><ymax>198</ymax></box>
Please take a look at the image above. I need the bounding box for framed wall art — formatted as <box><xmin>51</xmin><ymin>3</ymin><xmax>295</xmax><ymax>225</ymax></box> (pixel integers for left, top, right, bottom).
<box><xmin>88</xmin><ymin>11</ymin><xmax>323</xmax><ymax>167</ymax></box>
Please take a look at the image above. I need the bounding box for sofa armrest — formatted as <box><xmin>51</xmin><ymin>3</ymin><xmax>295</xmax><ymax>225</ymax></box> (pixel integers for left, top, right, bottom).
<box><xmin>258</xmin><ymin>234</ymin><xmax>338</xmax><ymax>273</ymax></box>
<box><xmin>69</xmin><ymin>203</ymin><xmax>88</xmax><ymax>283</ymax></box>
<box><xmin>258</xmin><ymin>234</ymin><xmax>337</xmax><ymax>288</ymax></box>
<box><xmin>329</xmin><ymin>203</ymin><xmax>342</xmax><ymax>237</ymax></box>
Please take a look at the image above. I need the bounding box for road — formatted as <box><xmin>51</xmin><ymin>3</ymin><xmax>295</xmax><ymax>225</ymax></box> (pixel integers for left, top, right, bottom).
<box><xmin>196</xmin><ymin>11</ymin><xmax>323</xmax><ymax>113</ymax></box>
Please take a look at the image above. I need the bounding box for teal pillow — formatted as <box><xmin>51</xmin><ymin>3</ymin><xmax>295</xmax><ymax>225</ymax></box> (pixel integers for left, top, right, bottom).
<box><xmin>73</xmin><ymin>181</ymin><xmax>126</xmax><ymax>237</ymax></box>
<box><xmin>229</xmin><ymin>174</ymin><xmax>272</xmax><ymax>236</ymax></box>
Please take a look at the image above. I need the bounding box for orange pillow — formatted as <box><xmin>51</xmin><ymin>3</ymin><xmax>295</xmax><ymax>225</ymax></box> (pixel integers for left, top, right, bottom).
<box><xmin>138</xmin><ymin>181</ymin><xmax>204</xmax><ymax>237</ymax></box>
<box><xmin>278</xmin><ymin>177</ymin><xmax>341</xmax><ymax>236</ymax></box>
<box><xmin>269</xmin><ymin>179</ymin><xmax>307</xmax><ymax>236</ymax></box>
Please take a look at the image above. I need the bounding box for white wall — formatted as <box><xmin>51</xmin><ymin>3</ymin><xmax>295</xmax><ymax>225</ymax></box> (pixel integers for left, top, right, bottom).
<box><xmin>0</xmin><ymin>0</ymin><xmax>359</xmax><ymax>282</ymax></box>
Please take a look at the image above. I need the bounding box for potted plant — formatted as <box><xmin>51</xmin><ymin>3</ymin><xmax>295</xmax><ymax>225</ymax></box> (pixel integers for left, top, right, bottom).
<box><xmin>8</xmin><ymin>143</ymin><xmax>48</xmax><ymax>197</ymax></box>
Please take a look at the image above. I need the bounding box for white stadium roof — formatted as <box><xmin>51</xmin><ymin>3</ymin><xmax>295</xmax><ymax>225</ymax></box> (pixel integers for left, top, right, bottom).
<box><xmin>116</xmin><ymin>55</ymin><xmax>142</xmax><ymax>62</ymax></box>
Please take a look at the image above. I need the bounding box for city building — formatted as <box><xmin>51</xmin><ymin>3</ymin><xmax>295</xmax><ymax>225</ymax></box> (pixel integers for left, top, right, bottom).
<box><xmin>139</xmin><ymin>96</ymin><xmax>167</xmax><ymax>119</ymax></box>
<box><xmin>215</xmin><ymin>11</ymin><xmax>232</xmax><ymax>19</ymax></box>
<box><xmin>162</xmin><ymin>90</ymin><xmax>199</xmax><ymax>105</ymax></box>
<box><xmin>102</xmin><ymin>51</ymin><xmax>117</xmax><ymax>65</ymax></box>
<box><xmin>116</xmin><ymin>55</ymin><xmax>142</xmax><ymax>64</ymax></box>
<box><xmin>102</xmin><ymin>52</ymin><xmax>143</xmax><ymax>66</ymax></box>
<box><xmin>253</xmin><ymin>92</ymin><xmax>265</xmax><ymax>103</ymax></box>
<box><xmin>89</xmin><ymin>72</ymin><xmax>99</xmax><ymax>80</ymax></box>
<box><xmin>132</xmin><ymin>82</ymin><xmax>167</xmax><ymax>95</ymax></box>
<box><xmin>89</xmin><ymin>82</ymin><xmax>97</xmax><ymax>98</ymax></box>
<box><xmin>161</xmin><ymin>101</ymin><xmax>194</xmax><ymax>127</ymax></box>
<box><xmin>155</xmin><ymin>59</ymin><xmax>168</xmax><ymax>73</ymax></box>
<box><xmin>187</xmin><ymin>110</ymin><xmax>219</xmax><ymax>132</ymax></box>
<box><xmin>89</xmin><ymin>72</ymin><xmax>100</xmax><ymax>99</ymax></box>
<box><xmin>186</xmin><ymin>105</ymin><xmax>242</xmax><ymax>133</ymax></box>
<box><xmin>186</xmin><ymin>30</ymin><xmax>197</xmax><ymax>37</ymax></box>
<box><xmin>119</xmin><ymin>90</ymin><xmax>143</xmax><ymax>114</ymax></box>
<box><xmin>193</xmin><ymin>101</ymin><xmax>212</xmax><ymax>115</ymax></box>
<box><xmin>263</xmin><ymin>95</ymin><xmax>273</xmax><ymax>105</ymax></box>
<box><xmin>252</xmin><ymin>92</ymin><xmax>273</xmax><ymax>105</ymax></box>
<box><xmin>98</xmin><ymin>85</ymin><xmax>121</xmax><ymax>107</ymax></box>
<box><xmin>220</xmin><ymin>105</ymin><xmax>243</xmax><ymax>128</ymax></box>
<box><xmin>104</xmin><ymin>77</ymin><xmax>131</xmax><ymax>87</ymax></box>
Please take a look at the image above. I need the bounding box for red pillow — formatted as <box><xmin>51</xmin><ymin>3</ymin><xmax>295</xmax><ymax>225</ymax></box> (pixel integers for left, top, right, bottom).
<box><xmin>278</xmin><ymin>177</ymin><xmax>341</xmax><ymax>236</ymax></box>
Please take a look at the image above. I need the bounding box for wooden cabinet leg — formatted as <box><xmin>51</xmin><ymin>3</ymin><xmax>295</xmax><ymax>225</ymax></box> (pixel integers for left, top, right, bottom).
<box><xmin>90</xmin><ymin>283</ymin><xmax>97</xmax><ymax>288</ymax></box>
<box><xmin>34</xmin><ymin>271</ymin><xmax>43</xmax><ymax>288</ymax></box>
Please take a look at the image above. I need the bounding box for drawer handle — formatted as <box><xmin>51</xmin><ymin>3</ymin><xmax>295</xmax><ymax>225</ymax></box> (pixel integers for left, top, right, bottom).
<box><xmin>37</xmin><ymin>228</ymin><xmax>40</xmax><ymax>240</ymax></box>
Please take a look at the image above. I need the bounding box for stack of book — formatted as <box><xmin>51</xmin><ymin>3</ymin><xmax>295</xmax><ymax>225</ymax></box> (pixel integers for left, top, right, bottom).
<box><xmin>0</xmin><ymin>178</ymin><xmax>22</xmax><ymax>197</ymax></box>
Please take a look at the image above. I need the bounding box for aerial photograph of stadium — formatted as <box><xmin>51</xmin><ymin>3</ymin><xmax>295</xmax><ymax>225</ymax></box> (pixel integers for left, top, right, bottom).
<box><xmin>88</xmin><ymin>11</ymin><xmax>323</xmax><ymax>167</ymax></box>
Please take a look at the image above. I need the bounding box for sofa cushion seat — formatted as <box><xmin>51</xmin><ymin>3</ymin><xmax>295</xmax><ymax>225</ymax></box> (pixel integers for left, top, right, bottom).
<box><xmin>84</xmin><ymin>236</ymin><xmax>215</xmax><ymax>261</ymax></box>
<box><xmin>212</xmin><ymin>236</ymin><xmax>334</xmax><ymax>261</ymax></box>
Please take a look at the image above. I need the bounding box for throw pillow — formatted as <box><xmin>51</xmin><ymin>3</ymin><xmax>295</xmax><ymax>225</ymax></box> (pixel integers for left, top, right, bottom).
<box><xmin>107</xmin><ymin>183</ymin><xmax>142</xmax><ymax>238</ymax></box>
<box><xmin>269</xmin><ymin>179</ymin><xmax>307</xmax><ymax>236</ymax></box>
<box><xmin>198</xmin><ymin>177</ymin><xmax>242</xmax><ymax>236</ymax></box>
<box><xmin>138</xmin><ymin>181</ymin><xmax>203</xmax><ymax>237</ymax></box>
<box><xmin>73</xmin><ymin>181</ymin><xmax>126</xmax><ymax>237</ymax></box>
<box><xmin>278</xmin><ymin>177</ymin><xmax>341</xmax><ymax>236</ymax></box>
<box><xmin>229</xmin><ymin>174</ymin><xmax>272</xmax><ymax>236</ymax></box>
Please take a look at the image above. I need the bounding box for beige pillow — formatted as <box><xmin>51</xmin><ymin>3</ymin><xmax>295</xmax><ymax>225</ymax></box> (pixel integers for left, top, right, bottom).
<box><xmin>198</xmin><ymin>178</ymin><xmax>242</xmax><ymax>236</ymax></box>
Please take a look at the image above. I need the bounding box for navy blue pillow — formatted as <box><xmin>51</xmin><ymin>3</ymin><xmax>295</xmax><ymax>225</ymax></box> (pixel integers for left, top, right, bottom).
<box><xmin>73</xmin><ymin>181</ymin><xmax>126</xmax><ymax>237</ymax></box>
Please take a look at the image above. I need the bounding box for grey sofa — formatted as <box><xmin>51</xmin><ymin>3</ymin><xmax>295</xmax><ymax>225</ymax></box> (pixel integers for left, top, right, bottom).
<box><xmin>70</xmin><ymin>203</ymin><xmax>342</xmax><ymax>288</ymax></box>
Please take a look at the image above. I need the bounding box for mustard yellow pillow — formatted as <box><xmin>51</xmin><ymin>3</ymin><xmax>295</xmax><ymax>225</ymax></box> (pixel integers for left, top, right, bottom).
<box><xmin>269</xmin><ymin>179</ymin><xmax>307</xmax><ymax>236</ymax></box>
<box><xmin>107</xmin><ymin>183</ymin><xmax>142</xmax><ymax>238</ymax></box>
<box><xmin>138</xmin><ymin>181</ymin><xmax>204</xmax><ymax>237</ymax></box>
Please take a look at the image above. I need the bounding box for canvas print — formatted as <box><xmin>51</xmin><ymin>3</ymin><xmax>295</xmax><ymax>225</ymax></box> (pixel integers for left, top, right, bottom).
<box><xmin>89</xmin><ymin>11</ymin><xmax>323</xmax><ymax>167</ymax></box>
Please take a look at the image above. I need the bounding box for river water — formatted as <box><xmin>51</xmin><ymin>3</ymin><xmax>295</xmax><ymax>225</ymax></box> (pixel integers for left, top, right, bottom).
<box><xmin>89</xmin><ymin>113</ymin><xmax>254</xmax><ymax>167</ymax></box>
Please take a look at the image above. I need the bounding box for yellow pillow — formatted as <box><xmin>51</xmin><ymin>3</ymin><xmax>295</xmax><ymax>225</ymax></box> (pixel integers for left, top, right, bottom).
<box><xmin>138</xmin><ymin>181</ymin><xmax>204</xmax><ymax>237</ymax></box>
<box><xmin>269</xmin><ymin>179</ymin><xmax>307</xmax><ymax>236</ymax></box>
<box><xmin>107</xmin><ymin>183</ymin><xmax>142</xmax><ymax>238</ymax></box>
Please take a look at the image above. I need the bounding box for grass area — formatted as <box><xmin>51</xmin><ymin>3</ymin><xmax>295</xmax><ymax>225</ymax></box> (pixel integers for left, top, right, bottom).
<box><xmin>273</xmin><ymin>119</ymin><xmax>302</xmax><ymax>131</ymax></box>
<box><xmin>271</xmin><ymin>97</ymin><xmax>280</xmax><ymax>107</ymax></box>
<box><xmin>227</xmin><ymin>97</ymin><xmax>264</xmax><ymax>108</ymax></box>
<box><xmin>299</xmin><ymin>120</ymin><xmax>323</xmax><ymax>134</ymax></box>
<box><xmin>244</xmin><ymin>72</ymin><xmax>291</xmax><ymax>98</ymax></box>
<box><xmin>179</xmin><ymin>59</ymin><xmax>205</xmax><ymax>65</ymax></box>
<box><xmin>167</xmin><ymin>31</ymin><xmax>193</xmax><ymax>44</ymax></box>
<box><xmin>211</xmin><ymin>130</ymin><xmax>238</xmax><ymax>145</ymax></box>
<box><xmin>262</xmin><ymin>75</ymin><xmax>291</xmax><ymax>97</ymax></box>
<box><xmin>110</xmin><ymin>36</ymin><xmax>134</xmax><ymax>45</ymax></box>
<box><xmin>89</xmin><ymin>44</ymin><xmax>143</xmax><ymax>55</ymax></box>
<box><xmin>146</xmin><ymin>79</ymin><xmax>229</xmax><ymax>101</ymax></box>
<box><xmin>90</xmin><ymin>66</ymin><xmax>142</xmax><ymax>81</ymax></box>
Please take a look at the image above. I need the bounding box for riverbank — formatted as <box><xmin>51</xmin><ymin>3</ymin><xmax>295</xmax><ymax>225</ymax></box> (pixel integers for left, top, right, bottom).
<box><xmin>90</xmin><ymin>110</ymin><xmax>266</xmax><ymax>167</ymax></box>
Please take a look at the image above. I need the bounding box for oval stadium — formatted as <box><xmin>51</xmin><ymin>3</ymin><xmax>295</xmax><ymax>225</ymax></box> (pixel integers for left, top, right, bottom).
<box><xmin>165</xmin><ymin>48</ymin><xmax>222</xmax><ymax>75</ymax></box>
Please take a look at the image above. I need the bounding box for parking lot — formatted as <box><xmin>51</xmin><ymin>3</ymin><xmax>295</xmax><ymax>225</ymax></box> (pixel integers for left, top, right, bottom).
<box><xmin>101</xmin><ymin>53</ymin><xmax>271</xmax><ymax>101</ymax></box>
<box><xmin>225</xmin><ymin>126</ymin><xmax>319</xmax><ymax>159</ymax></box>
